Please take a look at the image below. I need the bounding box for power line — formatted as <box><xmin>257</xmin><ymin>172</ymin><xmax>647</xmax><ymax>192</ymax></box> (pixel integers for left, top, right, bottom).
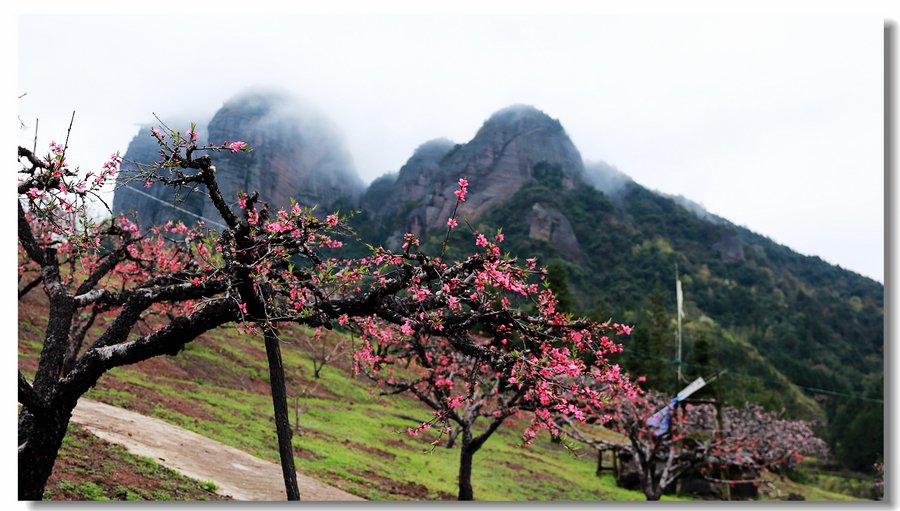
<box><xmin>621</xmin><ymin>348</ymin><xmax>883</xmax><ymax>404</ymax></box>
<box><xmin>118</xmin><ymin>184</ymin><xmax>229</xmax><ymax>231</ymax></box>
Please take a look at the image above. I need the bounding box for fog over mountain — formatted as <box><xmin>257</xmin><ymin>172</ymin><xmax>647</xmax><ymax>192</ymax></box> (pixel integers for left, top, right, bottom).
<box><xmin>581</xmin><ymin>160</ymin><xmax>634</xmax><ymax>199</ymax></box>
<box><xmin>113</xmin><ymin>90</ymin><xmax>364</xmax><ymax>227</ymax></box>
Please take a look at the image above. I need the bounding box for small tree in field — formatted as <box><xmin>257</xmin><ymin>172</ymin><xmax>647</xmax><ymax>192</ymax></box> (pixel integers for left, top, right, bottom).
<box><xmin>560</xmin><ymin>387</ymin><xmax>710</xmax><ymax>500</ymax></box>
<box><xmin>301</xmin><ymin>326</ymin><xmax>349</xmax><ymax>379</ymax></box>
<box><xmin>18</xmin><ymin>119</ymin><xmax>636</xmax><ymax>500</ymax></box>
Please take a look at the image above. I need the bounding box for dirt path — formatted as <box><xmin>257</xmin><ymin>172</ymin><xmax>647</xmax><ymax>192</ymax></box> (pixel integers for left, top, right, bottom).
<box><xmin>70</xmin><ymin>399</ymin><xmax>365</xmax><ymax>501</ymax></box>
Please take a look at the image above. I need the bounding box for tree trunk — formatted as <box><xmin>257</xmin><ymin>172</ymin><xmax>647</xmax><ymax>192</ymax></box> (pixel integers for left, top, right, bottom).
<box><xmin>18</xmin><ymin>408</ymin><xmax>71</xmax><ymax>500</ymax></box>
<box><xmin>263</xmin><ymin>328</ymin><xmax>302</xmax><ymax>501</ymax></box>
<box><xmin>456</xmin><ymin>424</ymin><xmax>476</xmax><ymax>501</ymax></box>
<box><xmin>638</xmin><ymin>455</ymin><xmax>663</xmax><ymax>501</ymax></box>
<box><xmin>458</xmin><ymin>444</ymin><xmax>476</xmax><ymax>500</ymax></box>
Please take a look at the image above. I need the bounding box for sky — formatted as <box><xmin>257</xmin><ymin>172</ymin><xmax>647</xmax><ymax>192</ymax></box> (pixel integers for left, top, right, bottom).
<box><xmin>11</xmin><ymin>5</ymin><xmax>889</xmax><ymax>284</ymax></box>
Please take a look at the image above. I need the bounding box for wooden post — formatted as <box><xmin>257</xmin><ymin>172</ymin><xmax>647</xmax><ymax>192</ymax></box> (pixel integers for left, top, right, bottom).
<box><xmin>597</xmin><ymin>448</ymin><xmax>620</xmax><ymax>479</ymax></box>
<box><xmin>612</xmin><ymin>448</ymin><xmax>618</xmax><ymax>478</ymax></box>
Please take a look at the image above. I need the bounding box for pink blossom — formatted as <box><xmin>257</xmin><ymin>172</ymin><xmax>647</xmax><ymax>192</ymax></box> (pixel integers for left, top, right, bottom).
<box><xmin>326</xmin><ymin>214</ymin><xmax>339</xmax><ymax>226</ymax></box>
<box><xmin>402</xmin><ymin>233</ymin><xmax>419</xmax><ymax>249</ymax></box>
<box><xmin>227</xmin><ymin>141</ymin><xmax>246</xmax><ymax>153</ymax></box>
<box><xmin>447</xmin><ymin>217</ymin><xmax>458</xmax><ymax>228</ymax></box>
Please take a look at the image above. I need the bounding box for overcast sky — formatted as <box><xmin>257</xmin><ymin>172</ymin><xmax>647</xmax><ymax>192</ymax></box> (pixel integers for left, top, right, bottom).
<box><xmin>14</xmin><ymin>8</ymin><xmax>887</xmax><ymax>283</ymax></box>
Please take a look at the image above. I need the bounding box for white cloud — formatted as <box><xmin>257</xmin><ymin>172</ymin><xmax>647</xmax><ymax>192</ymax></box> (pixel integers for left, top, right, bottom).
<box><xmin>13</xmin><ymin>11</ymin><xmax>887</xmax><ymax>282</ymax></box>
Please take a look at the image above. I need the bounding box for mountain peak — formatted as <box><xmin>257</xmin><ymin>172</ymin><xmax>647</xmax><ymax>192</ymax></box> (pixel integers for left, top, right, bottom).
<box><xmin>477</xmin><ymin>105</ymin><xmax>563</xmax><ymax>137</ymax></box>
<box><xmin>361</xmin><ymin>106</ymin><xmax>583</xmax><ymax>246</ymax></box>
<box><xmin>412</xmin><ymin>138</ymin><xmax>456</xmax><ymax>156</ymax></box>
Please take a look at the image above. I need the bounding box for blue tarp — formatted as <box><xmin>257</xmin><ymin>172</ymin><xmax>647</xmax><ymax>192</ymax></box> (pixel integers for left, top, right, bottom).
<box><xmin>647</xmin><ymin>396</ymin><xmax>683</xmax><ymax>436</ymax></box>
<box><xmin>647</xmin><ymin>377</ymin><xmax>709</xmax><ymax>436</ymax></box>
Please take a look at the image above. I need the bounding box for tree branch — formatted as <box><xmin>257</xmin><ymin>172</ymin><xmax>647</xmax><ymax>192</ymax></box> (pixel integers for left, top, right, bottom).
<box><xmin>58</xmin><ymin>300</ymin><xmax>240</xmax><ymax>402</ymax></box>
<box><xmin>18</xmin><ymin>275</ymin><xmax>43</xmax><ymax>299</ymax></box>
<box><xmin>18</xmin><ymin>372</ymin><xmax>48</xmax><ymax>420</ymax></box>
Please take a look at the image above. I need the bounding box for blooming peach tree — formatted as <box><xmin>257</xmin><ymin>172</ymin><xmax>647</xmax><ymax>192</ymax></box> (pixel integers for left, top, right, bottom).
<box><xmin>357</xmin><ymin>329</ymin><xmax>533</xmax><ymax>501</ymax></box>
<box><xmin>17</xmin><ymin>127</ymin><xmax>262</xmax><ymax>500</ymax></box>
<box><xmin>698</xmin><ymin>402</ymin><xmax>829</xmax><ymax>484</ymax></box>
<box><xmin>352</xmin><ymin>268</ymin><xmax>635</xmax><ymax>499</ymax></box>
<box><xmin>350</xmin><ymin>179</ymin><xmax>637</xmax><ymax>499</ymax></box>
<box><xmin>559</xmin><ymin>382</ymin><xmax>828</xmax><ymax>500</ymax></box>
<box><xmin>18</xmin><ymin>120</ymin><xmax>635</xmax><ymax>501</ymax></box>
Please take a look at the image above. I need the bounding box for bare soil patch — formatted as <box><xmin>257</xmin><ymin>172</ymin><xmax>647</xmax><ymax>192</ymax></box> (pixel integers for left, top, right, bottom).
<box><xmin>346</xmin><ymin>468</ymin><xmax>456</xmax><ymax>500</ymax></box>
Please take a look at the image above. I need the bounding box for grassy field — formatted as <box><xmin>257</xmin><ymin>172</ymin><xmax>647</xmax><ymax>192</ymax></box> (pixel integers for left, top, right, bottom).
<box><xmin>18</xmin><ymin>293</ymin><xmax>866</xmax><ymax>501</ymax></box>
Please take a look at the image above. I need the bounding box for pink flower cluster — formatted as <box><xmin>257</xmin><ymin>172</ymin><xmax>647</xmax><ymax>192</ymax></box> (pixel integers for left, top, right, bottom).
<box><xmin>454</xmin><ymin>178</ymin><xmax>468</xmax><ymax>202</ymax></box>
<box><xmin>225</xmin><ymin>141</ymin><xmax>246</xmax><ymax>153</ymax></box>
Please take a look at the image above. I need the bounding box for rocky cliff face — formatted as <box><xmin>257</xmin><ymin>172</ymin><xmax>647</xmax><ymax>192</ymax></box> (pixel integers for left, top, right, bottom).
<box><xmin>526</xmin><ymin>203</ymin><xmax>586</xmax><ymax>265</ymax></box>
<box><xmin>711</xmin><ymin>233</ymin><xmax>746</xmax><ymax>262</ymax></box>
<box><xmin>113</xmin><ymin>91</ymin><xmax>364</xmax><ymax>228</ymax></box>
<box><xmin>363</xmin><ymin>105</ymin><xmax>585</xmax><ymax>247</ymax></box>
<box><xmin>198</xmin><ymin>91</ymin><xmax>364</xmax><ymax>223</ymax></box>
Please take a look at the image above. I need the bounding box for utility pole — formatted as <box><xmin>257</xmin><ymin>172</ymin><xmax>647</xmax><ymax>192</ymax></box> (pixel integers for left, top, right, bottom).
<box><xmin>675</xmin><ymin>263</ymin><xmax>684</xmax><ymax>388</ymax></box>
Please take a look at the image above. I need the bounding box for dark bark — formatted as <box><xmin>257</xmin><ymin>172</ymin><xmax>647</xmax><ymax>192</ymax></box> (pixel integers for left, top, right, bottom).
<box><xmin>457</xmin><ymin>428</ymin><xmax>476</xmax><ymax>501</ymax></box>
<box><xmin>18</xmin><ymin>406</ymin><xmax>71</xmax><ymax>500</ymax></box>
<box><xmin>62</xmin><ymin>307</ymin><xmax>99</xmax><ymax>376</ymax></box>
<box><xmin>31</xmin><ymin>254</ymin><xmax>75</xmax><ymax>396</ymax></box>
<box><xmin>455</xmin><ymin>414</ymin><xmax>509</xmax><ymax>500</ymax></box>
<box><xmin>230</xmin><ymin>204</ymin><xmax>302</xmax><ymax>501</ymax></box>
<box><xmin>263</xmin><ymin>327</ymin><xmax>302</xmax><ymax>501</ymax></box>
<box><xmin>17</xmin><ymin>372</ymin><xmax>47</xmax><ymax>420</ymax></box>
